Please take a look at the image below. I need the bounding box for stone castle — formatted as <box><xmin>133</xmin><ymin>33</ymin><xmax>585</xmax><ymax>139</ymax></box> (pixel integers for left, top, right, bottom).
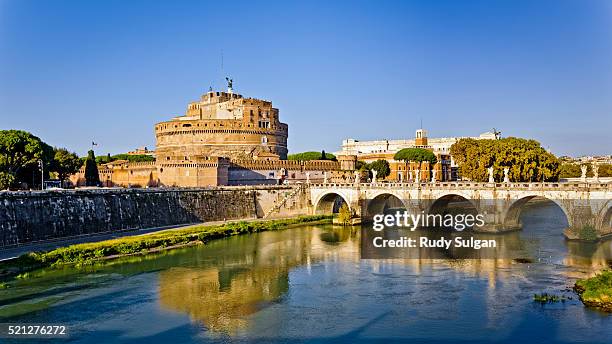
<box><xmin>71</xmin><ymin>86</ymin><xmax>356</xmax><ymax>187</ymax></box>
<box><xmin>155</xmin><ymin>89</ymin><xmax>288</xmax><ymax>161</ymax></box>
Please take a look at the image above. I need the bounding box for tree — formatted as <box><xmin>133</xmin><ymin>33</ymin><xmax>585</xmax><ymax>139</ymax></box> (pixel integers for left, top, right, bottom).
<box><xmin>51</xmin><ymin>148</ymin><xmax>82</xmax><ymax>186</ymax></box>
<box><xmin>393</xmin><ymin>148</ymin><xmax>437</xmax><ymax>180</ymax></box>
<box><xmin>337</xmin><ymin>203</ymin><xmax>352</xmax><ymax>225</ymax></box>
<box><xmin>368</xmin><ymin>159</ymin><xmax>391</xmax><ymax>179</ymax></box>
<box><xmin>599</xmin><ymin>164</ymin><xmax>612</xmax><ymax>177</ymax></box>
<box><xmin>355</xmin><ymin>160</ymin><xmax>368</xmax><ymax>172</ymax></box>
<box><xmin>0</xmin><ymin>130</ymin><xmax>47</xmax><ymax>175</ymax></box>
<box><xmin>287</xmin><ymin>151</ymin><xmax>336</xmax><ymax>161</ymax></box>
<box><xmin>0</xmin><ymin>172</ymin><xmax>15</xmax><ymax>190</ymax></box>
<box><xmin>0</xmin><ymin>130</ymin><xmax>52</xmax><ymax>189</ymax></box>
<box><xmin>560</xmin><ymin>163</ymin><xmax>612</xmax><ymax>178</ymax></box>
<box><xmin>449</xmin><ymin>137</ymin><xmax>561</xmax><ymax>182</ymax></box>
<box><xmin>97</xmin><ymin>153</ymin><xmax>155</xmax><ymax>164</ymax></box>
<box><xmin>84</xmin><ymin>150</ymin><xmax>100</xmax><ymax>186</ymax></box>
<box><xmin>321</xmin><ymin>150</ymin><xmax>327</xmax><ymax>160</ymax></box>
<box><xmin>394</xmin><ymin>148</ymin><xmax>437</xmax><ymax>165</ymax></box>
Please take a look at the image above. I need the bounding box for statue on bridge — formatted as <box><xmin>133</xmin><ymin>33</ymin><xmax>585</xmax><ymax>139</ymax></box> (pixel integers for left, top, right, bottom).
<box><xmin>503</xmin><ymin>168</ymin><xmax>510</xmax><ymax>183</ymax></box>
<box><xmin>581</xmin><ymin>165</ymin><xmax>588</xmax><ymax>182</ymax></box>
<box><xmin>371</xmin><ymin>169</ymin><xmax>377</xmax><ymax>185</ymax></box>
<box><xmin>323</xmin><ymin>172</ymin><xmax>328</xmax><ymax>184</ymax></box>
<box><xmin>415</xmin><ymin>169</ymin><xmax>420</xmax><ymax>183</ymax></box>
<box><xmin>593</xmin><ymin>164</ymin><xmax>599</xmax><ymax>182</ymax></box>
<box><xmin>306</xmin><ymin>172</ymin><xmax>310</xmax><ymax>184</ymax></box>
<box><xmin>431</xmin><ymin>169</ymin><xmax>437</xmax><ymax>183</ymax></box>
<box><xmin>355</xmin><ymin>171</ymin><xmax>361</xmax><ymax>186</ymax></box>
<box><xmin>487</xmin><ymin>167</ymin><xmax>495</xmax><ymax>183</ymax></box>
<box><xmin>409</xmin><ymin>170</ymin><xmax>414</xmax><ymax>182</ymax></box>
<box><xmin>354</xmin><ymin>171</ymin><xmax>361</xmax><ymax>185</ymax></box>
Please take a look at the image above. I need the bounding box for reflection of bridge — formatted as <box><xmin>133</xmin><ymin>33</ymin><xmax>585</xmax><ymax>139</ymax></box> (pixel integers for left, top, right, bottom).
<box><xmin>310</xmin><ymin>182</ymin><xmax>612</xmax><ymax>237</ymax></box>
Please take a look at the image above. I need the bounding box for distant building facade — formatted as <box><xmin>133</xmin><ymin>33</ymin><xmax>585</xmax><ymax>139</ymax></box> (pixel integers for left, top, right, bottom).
<box><xmin>337</xmin><ymin>130</ymin><xmax>498</xmax><ymax>182</ymax></box>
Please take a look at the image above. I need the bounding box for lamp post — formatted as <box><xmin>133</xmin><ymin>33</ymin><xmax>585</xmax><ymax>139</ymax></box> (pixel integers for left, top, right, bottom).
<box><xmin>38</xmin><ymin>160</ymin><xmax>44</xmax><ymax>190</ymax></box>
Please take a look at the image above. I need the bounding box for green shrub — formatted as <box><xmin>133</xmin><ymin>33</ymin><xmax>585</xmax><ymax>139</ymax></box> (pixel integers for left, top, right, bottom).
<box><xmin>579</xmin><ymin>225</ymin><xmax>598</xmax><ymax>241</ymax></box>
<box><xmin>575</xmin><ymin>270</ymin><xmax>612</xmax><ymax>312</ymax></box>
<box><xmin>337</xmin><ymin>203</ymin><xmax>352</xmax><ymax>226</ymax></box>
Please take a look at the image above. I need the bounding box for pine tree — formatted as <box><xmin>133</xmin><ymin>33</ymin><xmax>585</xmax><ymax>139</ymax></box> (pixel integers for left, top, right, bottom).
<box><xmin>84</xmin><ymin>150</ymin><xmax>100</xmax><ymax>186</ymax></box>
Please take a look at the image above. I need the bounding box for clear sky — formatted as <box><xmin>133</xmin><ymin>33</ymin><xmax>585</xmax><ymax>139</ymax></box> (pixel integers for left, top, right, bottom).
<box><xmin>1</xmin><ymin>0</ymin><xmax>611</xmax><ymax>157</ymax></box>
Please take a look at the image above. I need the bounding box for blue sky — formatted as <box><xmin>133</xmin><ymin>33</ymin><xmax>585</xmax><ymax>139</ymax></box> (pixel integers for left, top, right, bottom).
<box><xmin>1</xmin><ymin>0</ymin><xmax>611</xmax><ymax>157</ymax></box>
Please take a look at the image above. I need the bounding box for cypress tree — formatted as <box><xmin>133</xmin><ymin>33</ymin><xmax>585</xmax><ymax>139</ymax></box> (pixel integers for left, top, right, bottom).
<box><xmin>84</xmin><ymin>150</ymin><xmax>100</xmax><ymax>186</ymax></box>
<box><xmin>321</xmin><ymin>150</ymin><xmax>327</xmax><ymax>160</ymax></box>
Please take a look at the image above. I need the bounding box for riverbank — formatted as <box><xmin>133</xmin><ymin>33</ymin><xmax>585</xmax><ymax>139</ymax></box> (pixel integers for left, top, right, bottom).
<box><xmin>574</xmin><ymin>271</ymin><xmax>612</xmax><ymax>312</ymax></box>
<box><xmin>0</xmin><ymin>215</ymin><xmax>332</xmax><ymax>280</ymax></box>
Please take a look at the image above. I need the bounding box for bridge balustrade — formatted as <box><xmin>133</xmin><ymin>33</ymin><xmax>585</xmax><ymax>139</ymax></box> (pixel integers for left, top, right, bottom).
<box><xmin>311</xmin><ymin>181</ymin><xmax>610</xmax><ymax>190</ymax></box>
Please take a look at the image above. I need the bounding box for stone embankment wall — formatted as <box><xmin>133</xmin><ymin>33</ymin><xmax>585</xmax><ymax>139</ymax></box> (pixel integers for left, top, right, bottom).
<box><xmin>0</xmin><ymin>186</ymin><xmax>311</xmax><ymax>248</ymax></box>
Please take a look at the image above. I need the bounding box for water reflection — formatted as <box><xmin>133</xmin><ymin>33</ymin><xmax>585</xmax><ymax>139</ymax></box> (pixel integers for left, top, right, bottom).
<box><xmin>153</xmin><ymin>203</ymin><xmax>612</xmax><ymax>336</ymax></box>
<box><xmin>157</xmin><ymin>226</ymin><xmax>360</xmax><ymax>334</ymax></box>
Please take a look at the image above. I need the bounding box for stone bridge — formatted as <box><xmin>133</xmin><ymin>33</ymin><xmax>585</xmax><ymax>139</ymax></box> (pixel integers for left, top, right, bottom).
<box><xmin>309</xmin><ymin>182</ymin><xmax>612</xmax><ymax>238</ymax></box>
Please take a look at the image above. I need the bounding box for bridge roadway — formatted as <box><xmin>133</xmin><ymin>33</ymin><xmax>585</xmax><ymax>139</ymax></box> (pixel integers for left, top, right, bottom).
<box><xmin>309</xmin><ymin>181</ymin><xmax>612</xmax><ymax>238</ymax></box>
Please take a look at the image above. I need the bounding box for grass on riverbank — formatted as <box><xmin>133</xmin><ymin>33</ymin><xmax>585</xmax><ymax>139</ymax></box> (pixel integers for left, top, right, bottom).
<box><xmin>0</xmin><ymin>215</ymin><xmax>332</xmax><ymax>278</ymax></box>
<box><xmin>574</xmin><ymin>270</ymin><xmax>612</xmax><ymax>312</ymax></box>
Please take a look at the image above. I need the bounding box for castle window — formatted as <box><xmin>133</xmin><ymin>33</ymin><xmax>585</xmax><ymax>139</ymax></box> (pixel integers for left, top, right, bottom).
<box><xmin>261</xmin><ymin>136</ymin><xmax>268</xmax><ymax>145</ymax></box>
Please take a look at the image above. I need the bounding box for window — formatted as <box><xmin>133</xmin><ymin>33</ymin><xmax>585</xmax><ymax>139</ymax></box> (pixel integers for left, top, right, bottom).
<box><xmin>261</xmin><ymin>136</ymin><xmax>268</xmax><ymax>144</ymax></box>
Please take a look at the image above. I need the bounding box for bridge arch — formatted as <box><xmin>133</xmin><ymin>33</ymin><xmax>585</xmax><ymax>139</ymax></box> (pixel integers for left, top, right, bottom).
<box><xmin>365</xmin><ymin>192</ymin><xmax>407</xmax><ymax>218</ymax></box>
<box><xmin>598</xmin><ymin>200</ymin><xmax>612</xmax><ymax>236</ymax></box>
<box><xmin>314</xmin><ymin>192</ymin><xmax>351</xmax><ymax>215</ymax></box>
<box><xmin>428</xmin><ymin>193</ymin><xmax>479</xmax><ymax>215</ymax></box>
<box><xmin>427</xmin><ymin>194</ymin><xmax>480</xmax><ymax>227</ymax></box>
<box><xmin>504</xmin><ymin>195</ymin><xmax>571</xmax><ymax>230</ymax></box>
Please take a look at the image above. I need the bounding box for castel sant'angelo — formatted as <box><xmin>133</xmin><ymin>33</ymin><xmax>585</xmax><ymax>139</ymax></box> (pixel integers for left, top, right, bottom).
<box><xmin>72</xmin><ymin>81</ymin><xmax>357</xmax><ymax>187</ymax></box>
<box><xmin>156</xmin><ymin>80</ymin><xmax>289</xmax><ymax>161</ymax></box>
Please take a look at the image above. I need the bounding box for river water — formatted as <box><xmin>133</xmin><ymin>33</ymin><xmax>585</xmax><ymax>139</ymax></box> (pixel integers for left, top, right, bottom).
<box><xmin>1</xmin><ymin>202</ymin><xmax>611</xmax><ymax>343</ymax></box>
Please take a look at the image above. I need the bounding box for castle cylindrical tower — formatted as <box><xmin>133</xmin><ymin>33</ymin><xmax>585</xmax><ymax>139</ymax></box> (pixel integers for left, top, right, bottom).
<box><xmin>155</xmin><ymin>91</ymin><xmax>288</xmax><ymax>161</ymax></box>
